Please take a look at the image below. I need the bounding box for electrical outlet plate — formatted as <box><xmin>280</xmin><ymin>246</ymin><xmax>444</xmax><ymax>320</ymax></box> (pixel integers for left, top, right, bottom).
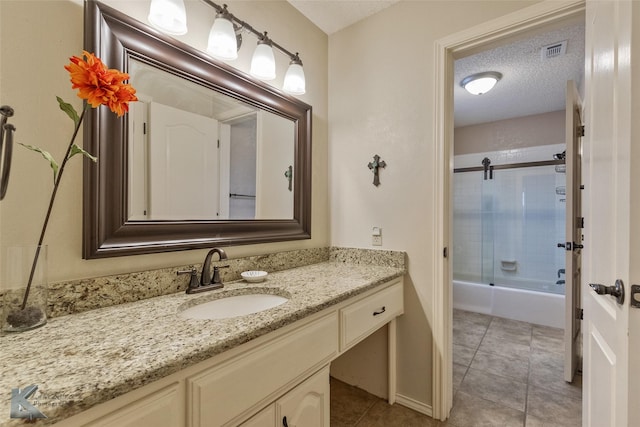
<box><xmin>372</xmin><ymin>235</ymin><xmax>382</xmax><ymax>246</ymax></box>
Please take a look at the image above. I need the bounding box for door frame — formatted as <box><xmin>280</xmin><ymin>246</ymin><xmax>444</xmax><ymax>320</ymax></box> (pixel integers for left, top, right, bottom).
<box><xmin>431</xmin><ymin>0</ymin><xmax>585</xmax><ymax>420</ymax></box>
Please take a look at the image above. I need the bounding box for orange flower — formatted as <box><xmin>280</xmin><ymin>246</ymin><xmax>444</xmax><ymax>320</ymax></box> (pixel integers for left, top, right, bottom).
<box><xmin>64</xmin><ymin>50</ymin><xmax>137</xmax><ymax>117</ymax></box>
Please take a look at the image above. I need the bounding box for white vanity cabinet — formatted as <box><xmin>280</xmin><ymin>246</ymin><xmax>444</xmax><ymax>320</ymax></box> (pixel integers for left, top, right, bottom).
<box><xmin>275</xmin><ymin>365</ymin><xmax>330</xmax><ymax>427</ymax></box>
<box><xmin>54</xmin><ymin>278</ymin><xmax>403</xmax><ymax>427</ymax></box>
<box><xmin>78</xmin><ymin>382</ymin><xmax>184</xmax><ymax>427</ymax></box>
<box><xmin>242</xmin><ymin>366</ymin><xmax>330</xmax><ymax>427</ymax></box>
<box><xmin>187</xmin><ymin>312</ymin><xmax>337</xmax><ymax>426</ymax></box>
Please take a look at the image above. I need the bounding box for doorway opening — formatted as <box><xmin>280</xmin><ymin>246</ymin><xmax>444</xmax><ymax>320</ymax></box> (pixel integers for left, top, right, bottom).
<box><xmin>431</xmin><ymin>1</ymin><xmax>587</xmax><ymax>421</ymax></box>
<box><xmin>449</xmin><ymin>18</ymin><xmax>585</xmax><ymax>425</ymax></box>
<box><xmin>452</xmin><ymin>20</ymin><xmax>584</xmax><ymax>320</ymax></box>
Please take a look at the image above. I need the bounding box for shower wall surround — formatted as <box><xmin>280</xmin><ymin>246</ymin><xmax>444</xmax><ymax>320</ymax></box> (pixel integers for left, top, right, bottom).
<box><xmin>0</xmin><ymin>247</ymin><xmax>405</xmax><ymax>319</ymax></box>
<box><xmin>453</xmin><ymin>144</ymin><xmax>566</xmax><ymax>294</ymax></box>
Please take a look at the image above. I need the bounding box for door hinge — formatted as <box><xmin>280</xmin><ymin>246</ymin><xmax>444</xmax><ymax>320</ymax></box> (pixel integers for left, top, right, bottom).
<box><xmin>217</xmin><ymin>139</ymin><xmax>220</xmax><ymax>148</ymax></box>
<box><xmin>143</xmin><ymin>122</ymin><xmax>147</xmax><ymax>135</ymax></box>
<box><xmin>577</xmin><ymin>308</ymin><xmax>583</xmax><ymax>320</ymax></box>
<box><xmin>578</xmin><ymin>125</ymin><xmax>585</xmax><ymax>137</ymax></box>
<box><xmin>443</xmin><ymin>247</ymin><xmax>448</xmax><ymax>258</ymax></box>
<box><xmin>578</xmin><ymin>217</ymin><xmax>584</xmax><ymax>228</ymax></box>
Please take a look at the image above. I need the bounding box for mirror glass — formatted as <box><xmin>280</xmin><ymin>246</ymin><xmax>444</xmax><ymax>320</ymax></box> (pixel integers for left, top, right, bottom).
<box><xmin>127</xmin><ymin>59</ymin><xmax>295</xmax><ymax>221</ymax></box>
<box><xmin>83</xmin><ymin>1</ymin><xmax>312</xmax><ymax>259</ymax></box>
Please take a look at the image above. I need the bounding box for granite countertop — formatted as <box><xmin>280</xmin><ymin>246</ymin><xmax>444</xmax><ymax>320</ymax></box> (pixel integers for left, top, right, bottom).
<box><xmin>0</xmin><ymin>260</ymin><xmax>404</xmax><ymax>426</ymax></box>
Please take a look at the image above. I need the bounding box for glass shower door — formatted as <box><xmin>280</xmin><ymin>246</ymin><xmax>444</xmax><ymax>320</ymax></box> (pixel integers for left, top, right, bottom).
<box><xmin>489</xmin><ymin>165</ymin><xmax>565</xmax><ymax>294</ymax></box>
<box><xmin>452</xmin><ymin>163</ymin><xmax>566</xmax><ymax>294</ymax></box>
<box><xmin>452</xmin><ymin>170</ymin><xmax>495</xmax><ymax>285</ymax></box>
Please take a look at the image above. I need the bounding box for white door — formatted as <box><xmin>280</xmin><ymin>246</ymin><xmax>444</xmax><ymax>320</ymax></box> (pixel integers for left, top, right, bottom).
<box><xmin>564</xmin><ymin>80</ymin><xmax>582</xmax><ymax>383</ymax></box>
<box><xmin>148</xmin><ymin>102</ymin><xmax>219</xmax><ymax>220</ymax></box>
<box><xmin>583</xmin><ymin>0</ymin><xmax>639</xmax><ymax>425</ymax></box>
<box><xmin>255</xmin><ymin>111</ymin><xmax>295</xmax><ymax>219</ymax></box>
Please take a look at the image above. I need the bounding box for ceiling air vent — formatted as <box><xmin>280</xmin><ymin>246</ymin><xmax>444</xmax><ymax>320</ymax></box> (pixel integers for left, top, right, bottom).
<box><xmin>541</xmin><ymin>40</ymin><xmax>567</xmax><ymax>59</ymax></box>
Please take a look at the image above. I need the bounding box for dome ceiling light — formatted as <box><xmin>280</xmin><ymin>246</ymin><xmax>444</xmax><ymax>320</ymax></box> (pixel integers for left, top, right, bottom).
<box><xmin>460</xmin><ymin>71</ymin><xmax>502</xmax><ymax>95</ymax></box>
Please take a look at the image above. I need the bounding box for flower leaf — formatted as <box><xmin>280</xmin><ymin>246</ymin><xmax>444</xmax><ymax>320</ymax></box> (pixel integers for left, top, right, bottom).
<box><xmin>19</xmin><ymin>143</ymin><xmax>59</xmax><ymax>182</ymax></box>
<box><xmin>69</xmin><ymin>144</ymin><xmax>97</xmax><ymax>163</ymax></box>
<box><xmin>56</xmin><ymin>96</ymin><xmax>79</xmax><ymax>126</ymax></box>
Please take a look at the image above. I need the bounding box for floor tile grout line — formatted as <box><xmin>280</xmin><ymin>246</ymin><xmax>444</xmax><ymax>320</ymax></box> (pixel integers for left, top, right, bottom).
<box><xmin>456</xmin><ymin>315</ymin><xmax>491</xmax><ymax>394</ymax></box>
<box><xmin>352</xmin><ymin>398</ymin><xmax>379</xmax><ymax>426</ymax></box>
<box><xmin>523</xmin><ymin>322</ymin><xmax>534</xmax><ymax>427</ymax></box>
<box><xmin>453</xmin><ymin>310</ymin><xmax>581</xmax><ymax>426</ymax></box>
<box><xmin>476</xmin><ymin>315</ymin><xmax>529</xmax><ymax>414</ymax></box>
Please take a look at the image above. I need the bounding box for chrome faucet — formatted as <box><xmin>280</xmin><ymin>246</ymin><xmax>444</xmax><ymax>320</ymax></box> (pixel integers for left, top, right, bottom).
<box><xmin>178</xmin><ymin>248</ymin><xmax>229</xmax><ymax>294</ymax></box>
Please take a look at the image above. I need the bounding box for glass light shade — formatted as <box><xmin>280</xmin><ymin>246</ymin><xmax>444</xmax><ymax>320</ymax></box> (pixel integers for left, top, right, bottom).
<box><xmin>461</xmin><ymin>72</ymin><xmax>502</xmax><ymax>95</ymax></box>
<box><xmin>250</xmin><ymin>43</ymin><xmax>276</xmax><ymax>81</ymax></box>
<box><xmin>283</xmin><ymin>62</ymin><xmax>306</xmax><ymax>95</ymax></box>
<box><xmin>148</xmin><ymin>0</ymin><xmax>187</xmax><ymax>36</ymax></box>
<box><xmin>207</xmin><ymin>16</ymin><xmax>237</xmax><ymax>60</ymax></box>
<box><xmin>463</xmin><ymin>77</ymin><xmax>498</xmax><ymax>95</ymax></box>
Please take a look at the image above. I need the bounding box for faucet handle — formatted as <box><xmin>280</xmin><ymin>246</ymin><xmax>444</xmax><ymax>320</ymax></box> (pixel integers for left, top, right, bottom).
<box><xmin>177</xmin><ymin>268</ymin><xmax>200</xmax><ymax>290</ymax></box>
<box><xmin>211</xmin><ymin>265</ymin><xmax>230</xmax><ymax>285</ymax></box>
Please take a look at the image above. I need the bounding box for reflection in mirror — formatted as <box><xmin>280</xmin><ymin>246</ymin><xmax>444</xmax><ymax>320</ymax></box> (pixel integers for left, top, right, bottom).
<box><xmin>127</xmin><ymin>59</ymin><xmax>295</xmax><ymax>221</ymax></box>
<box><xmin>83</xmin><ymin>1</ymin><xmax>311</xmax><ymax>259</ymax></box>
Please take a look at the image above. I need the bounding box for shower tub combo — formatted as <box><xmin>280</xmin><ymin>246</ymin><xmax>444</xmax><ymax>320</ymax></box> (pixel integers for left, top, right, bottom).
<box><xmin>453</xmin><ymin>279</ymin><xmax>564</xmax><ymax>328</ymax></box>
<box><xmin>452</xmin><ymin>145</ymin><xmax>566</xmax><ymax>329</ymax></box>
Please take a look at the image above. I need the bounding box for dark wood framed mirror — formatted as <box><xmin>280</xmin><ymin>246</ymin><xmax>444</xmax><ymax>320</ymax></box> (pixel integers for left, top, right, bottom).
<box><xmin>83</xmin><ymin>0</ymin><xmax>312</xmax><ymax>259</ymax></box>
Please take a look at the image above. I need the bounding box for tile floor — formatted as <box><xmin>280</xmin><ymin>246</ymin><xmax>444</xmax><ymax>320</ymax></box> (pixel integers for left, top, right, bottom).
<box><xmin>330</xmin><ymin>309</ymin><xmax>582</xmax><ymax>426</ymax></box>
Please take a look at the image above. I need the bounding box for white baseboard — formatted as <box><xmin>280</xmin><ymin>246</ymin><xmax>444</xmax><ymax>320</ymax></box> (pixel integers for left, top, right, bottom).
<box><xmin>395</xmin><ymin>393</ymin><xmax>433</xmax><ymax>417</ymax></box>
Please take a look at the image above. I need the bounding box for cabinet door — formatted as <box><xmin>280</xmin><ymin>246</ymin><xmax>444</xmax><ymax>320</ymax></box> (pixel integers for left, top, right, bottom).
<box><xmin>275</xmin><ymin>366</ymin><xmax>329</xmax><ymax>427</ymax></box>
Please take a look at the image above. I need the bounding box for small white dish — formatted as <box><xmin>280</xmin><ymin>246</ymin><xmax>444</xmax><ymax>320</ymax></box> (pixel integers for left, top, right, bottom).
<box><xmin>241</xmin><ymin>270</ymin><xmax>268</xmax><ymax>283</ymax></box>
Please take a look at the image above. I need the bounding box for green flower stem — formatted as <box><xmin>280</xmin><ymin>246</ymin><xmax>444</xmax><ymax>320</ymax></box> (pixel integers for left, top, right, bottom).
<box><xmin>21</xmin><ymin>104</ymin><xmax>90</xmax><ymax>310</ymax></box>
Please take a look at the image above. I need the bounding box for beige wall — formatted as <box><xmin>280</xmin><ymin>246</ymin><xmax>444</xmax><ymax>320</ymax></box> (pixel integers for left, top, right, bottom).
<box><xmin>455</xmin><ymin>110</ymin><xmax>565</xmax><ymax>155</ymax></box>
<box><xmin>0</xmin><ymin>0</ymin><xmax>552</xmax><ymax>414</ymax></box>
<box><xmin>328</xmin><ymin>0</ymin><xmax>540</xmax><ymax>409</ymax></box>
<box><xmin>0</xmin><ymin>0</ymin><xmax>328</xmax><ymax>283</ymax></box>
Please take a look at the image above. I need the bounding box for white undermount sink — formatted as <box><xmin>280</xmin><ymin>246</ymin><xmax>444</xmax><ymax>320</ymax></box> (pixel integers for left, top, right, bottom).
<box><xmin>179</xmin><ymin>293</ymin><xmax>289</xmax><ymax>320</ymax></box>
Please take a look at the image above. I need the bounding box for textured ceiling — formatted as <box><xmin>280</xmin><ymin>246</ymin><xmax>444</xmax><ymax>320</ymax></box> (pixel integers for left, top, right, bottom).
<box><xmin>287</xmin><ymin>0</ymin><xmax>399</xmax><ymax>35</ymax></box>
<box><xmin>454</xmin><ymin>21</ymin><xmax>585</xmax><ymax>127</ymax></box>
<box><xmin>287</xmin><ymin>1</ymin><xmax>584</xmax><ymax>127</ymax></box>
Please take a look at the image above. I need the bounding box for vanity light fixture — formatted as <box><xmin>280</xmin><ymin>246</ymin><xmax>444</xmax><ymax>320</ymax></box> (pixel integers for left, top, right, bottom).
<box><xmin>250</xmin><ymin>33</ymin><xmax>276</xmax><ymax>81</ymax></box>
<box><xmin>147</xmin><ymin>0</ymin><xmax>188</xmax><ymax>35</ymax></box>
<box><xmin>148</xmin><ymin>0</ymin><xmax>307</xmax><ymax>95</ymax></box>
<box><xmin>283</xmin><ymin>53</ymin><xmax>306</xmax><ymax>95</ymax></box>
<box><xmin>460</xmin><ymin>71</ymin><xmax>502</xmax><ymax>95</ymax></box>
<box><xmin>206</xmin><ymin>4</ymin><xmax>238</xmax><ymax>60</ymax></box>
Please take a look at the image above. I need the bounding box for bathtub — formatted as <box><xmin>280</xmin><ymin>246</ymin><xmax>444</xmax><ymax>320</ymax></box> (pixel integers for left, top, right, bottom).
<box><xmin>453</xmin><ymin>279</ymin><xmax>564</xmax><ymax>329</ymax></box>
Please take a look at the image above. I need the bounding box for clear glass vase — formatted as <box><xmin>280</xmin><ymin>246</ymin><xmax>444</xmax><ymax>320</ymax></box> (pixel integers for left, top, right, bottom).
<box><xmin>1</xmin><ymin>245</ymin><xmax>48</xmax><ymax>332</ymax></box>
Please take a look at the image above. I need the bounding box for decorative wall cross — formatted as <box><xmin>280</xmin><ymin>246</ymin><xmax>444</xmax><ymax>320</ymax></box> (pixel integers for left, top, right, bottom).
<box><xmin>368</xmin><ymin>154</ymin><xmax>386</xmax><ymax>187</ymax></box>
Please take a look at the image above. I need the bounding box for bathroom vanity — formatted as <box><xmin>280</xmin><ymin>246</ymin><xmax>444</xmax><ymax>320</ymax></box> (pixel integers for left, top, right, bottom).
<box><xmin>0</xmin><ymin>260</ymin><xmax>404</xmax><ymax>426</ymax></box>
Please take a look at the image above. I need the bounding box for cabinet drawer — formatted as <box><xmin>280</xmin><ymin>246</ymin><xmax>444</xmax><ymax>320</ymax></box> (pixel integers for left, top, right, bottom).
<box><xmin>187</xmin><ymin>312</ymin><xmax>338</xmax><ymax>427</ymax></box>
<box><xmin>340</xmin><ymin>282</ymin><xmax>403</xmax><ymax>351</ymax></box>
<box><xmin>83</xmin><ymin>382</ymin><xmax>183</xmax><ymax>427</ymax></box>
